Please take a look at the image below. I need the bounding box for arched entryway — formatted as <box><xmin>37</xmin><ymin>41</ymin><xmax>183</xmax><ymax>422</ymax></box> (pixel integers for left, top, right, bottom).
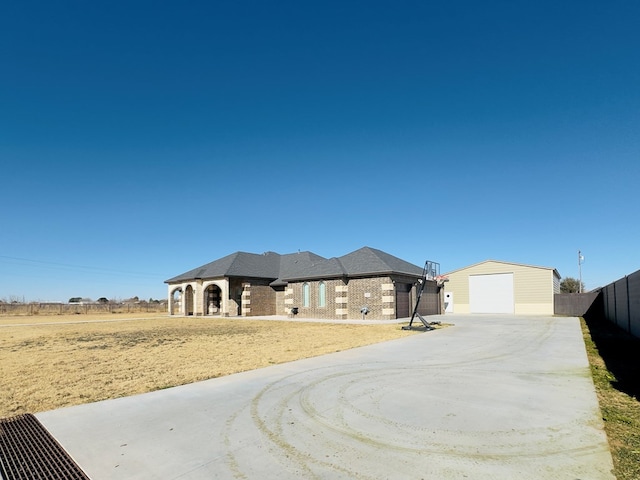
<box><xmin>170</xmin><ymin>288</ymin><xmax>183</xmax><ymax>315</ymax></box>
<box><xmin>205</xmin><ymin>284</ymin><xmax>222</xmax><ymax>315</ymax></box>
<box><xmin>184</xmin><ymin>285</ymin><xmax>195</xmax><ymax>315</ymax></box>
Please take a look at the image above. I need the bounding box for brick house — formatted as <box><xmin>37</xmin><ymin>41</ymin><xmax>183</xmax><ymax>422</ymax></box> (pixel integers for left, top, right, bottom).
<box><xmin>165</xmin><ymin>247</ymin><xmax>442</xmax><ymax>320</ymax></box>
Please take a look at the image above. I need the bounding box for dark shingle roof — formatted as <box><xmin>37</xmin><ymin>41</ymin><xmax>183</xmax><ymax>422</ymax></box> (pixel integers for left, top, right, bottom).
<box><xmin>336</xmin><ymin>246</ymin><xmax>424</xmax><ymax>277</ymax></box>
<box><xmin>270</xmin><ymin>252</ymin><xmax>334</xmax><ymax>286</ymax></box>
<box><xmin>165</xmin><ymin>246</ymin><xmax>423</xmax><ymax>284</ymax></box>
<box><xmin>164</xmin><ymin>251</ymin><xmax>281</xmax><ymax>283</ymax></box>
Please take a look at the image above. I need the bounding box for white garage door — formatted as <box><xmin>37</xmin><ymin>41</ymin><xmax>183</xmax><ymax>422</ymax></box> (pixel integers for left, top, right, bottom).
<box><xmin>469</xmin><ymin>273</ymin><xmax>514</xmax><ymax>314</ymax></box>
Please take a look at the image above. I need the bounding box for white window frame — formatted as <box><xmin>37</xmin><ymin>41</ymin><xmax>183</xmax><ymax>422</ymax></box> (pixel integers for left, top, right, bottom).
<box><xmin>303</xmin><ymin>283</ymin><xmax>310</xmax><ymax>307</ymax></box>
<box><xmin>318</xmin><ymin>281</ymin><xmax>326</xmax><ymax>307</ymax></box>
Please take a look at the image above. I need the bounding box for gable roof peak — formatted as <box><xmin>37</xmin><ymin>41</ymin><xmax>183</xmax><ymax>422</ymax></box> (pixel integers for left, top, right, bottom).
<box><xmin>337</xmin><ymin>246</ymin><xmax>423</xmax><ymax>277</ymax></box>
<box><xmin>443</xmin><ymin>259</ymin><xmax>560</xmax><ymax>278</ymax></box>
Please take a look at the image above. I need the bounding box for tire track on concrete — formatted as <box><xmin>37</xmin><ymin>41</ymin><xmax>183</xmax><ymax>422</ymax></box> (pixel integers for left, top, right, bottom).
<box><xmin>221</xmin><ymin>317</ymin><xmax>610</xmax><ymax>478</ymax></box>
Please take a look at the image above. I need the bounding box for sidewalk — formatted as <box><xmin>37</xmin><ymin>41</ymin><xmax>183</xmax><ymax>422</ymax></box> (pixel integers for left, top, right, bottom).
<box><xmin>37</xmin><ymin>315</ymin><xmax>615</xmax><ymax>479</ymax></box>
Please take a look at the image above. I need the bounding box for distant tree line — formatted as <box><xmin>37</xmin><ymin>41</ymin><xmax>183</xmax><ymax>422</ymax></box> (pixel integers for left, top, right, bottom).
<box><xmin>0</xmin><ymin>296</ymin><xmax>166</xmax><ymax>305</ymax></box>
<box><xmin>66</xmin><ymin>296</ymin><xmax>166</xmax><ymax>304</ymax></box>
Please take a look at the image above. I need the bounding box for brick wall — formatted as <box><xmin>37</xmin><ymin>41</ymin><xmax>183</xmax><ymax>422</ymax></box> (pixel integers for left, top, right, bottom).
<box><xmin>289</xmin><ymin>278</ymin><xmax>349</xmax><ymax>319</ymax></box>
<box><xmin>243</xmin><ymin>279</ymin><xmax>277</xmax><ymax>316</ymax></box>
<box><xmin>173</xmin><ymin>274</ymin><xmax>440</xmax><ymax>320</ymax></box>
<box><xmin>228</xmin><ymin>279</ymin><xmax>243</xmax><ymax>316</ymax></box>
<box><xmin>346</xmin><ymin>276</ymin><xmax>392</xmax><ymax>320</ymax></box>
<box><xmin>287</xmin><ymin>276</ymin><xmax>408</xmax><ymax>320</ymax></box>
<box><xmin>273</xmin><ymin>287</ymin><xmax>286</xmax><ymax>315</ymax></box>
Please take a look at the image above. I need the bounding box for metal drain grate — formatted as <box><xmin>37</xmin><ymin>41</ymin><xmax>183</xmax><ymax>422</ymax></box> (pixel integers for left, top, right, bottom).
<box><xmin>0</xmin><ymin>413</ymin><xmax>90</xmax><ymax>480</ymax></box>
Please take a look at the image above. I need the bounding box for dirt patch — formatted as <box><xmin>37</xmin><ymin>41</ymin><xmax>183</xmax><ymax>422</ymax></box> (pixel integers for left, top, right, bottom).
<box><xmin>0</xmin><ymin>313</ymin><xmax>422</xmax><ymax>417</ymax></box>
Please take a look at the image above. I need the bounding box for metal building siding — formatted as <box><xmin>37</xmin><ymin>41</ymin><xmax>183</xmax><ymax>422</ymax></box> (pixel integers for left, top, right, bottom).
<box><xmin>444</xmin><ymin>261</ymin><xmax>557</xmax><ymax>315</ymax></box>
<box><xmin>514</xmin><ymin>266</ymin><xmax>552</xmax><ymax>304</ymax></box>
<box><xmin>444</xmin><ymin>270</ymin><xmax>470</xmax><ymax>305</ymax></box>
<box><xmin>553</xmin><ymin>272</ymin><xmax>561</xmax><ymax>294</ymax></box>
<box><xmin>512</xmin><ymin>265</ymin><xmax>554</xmax><ymax>315</ymax></box>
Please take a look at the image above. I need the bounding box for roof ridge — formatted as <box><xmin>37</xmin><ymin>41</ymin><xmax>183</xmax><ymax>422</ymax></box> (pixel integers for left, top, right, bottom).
<box><xmin>443</xmin><ymin>259</ymin><xmax>560</xmax><ymax>276</ymax></box>
<box><xmin>166</xmin><ymin>247</ymin><xmax>424</xmax><ymax>284</ymax></box>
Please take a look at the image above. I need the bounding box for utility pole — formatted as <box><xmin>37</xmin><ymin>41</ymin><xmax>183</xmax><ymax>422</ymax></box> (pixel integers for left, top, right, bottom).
<box><xmin>578</xmin><ymin>250</ymin><xmax>584</xmax><ymax>293</ymax></box>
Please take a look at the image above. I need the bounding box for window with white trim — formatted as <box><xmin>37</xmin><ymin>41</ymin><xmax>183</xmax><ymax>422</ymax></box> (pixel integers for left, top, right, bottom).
<box><xmin>303</xmin><ymin>283</ymin><xmax>310</xmax><ymax>307</ymax></box>
<box><xmin>318</xmin><ymin>281</ymin><xmax>326</xmax><ymax>307</ymax></box>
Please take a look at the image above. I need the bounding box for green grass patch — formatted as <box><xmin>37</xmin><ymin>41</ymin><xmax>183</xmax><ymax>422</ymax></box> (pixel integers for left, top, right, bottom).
<box><xmin>581</xmin><ymin>316</ymin><xmax>640</xmax><ymax>480</ymax></box>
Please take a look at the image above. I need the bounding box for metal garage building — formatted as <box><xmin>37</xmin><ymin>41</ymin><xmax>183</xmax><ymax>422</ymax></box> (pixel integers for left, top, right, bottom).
<box><xmin>443</xmin><ymin>260</ymin><xmax>561</xmax><ymax>315</ymax></box>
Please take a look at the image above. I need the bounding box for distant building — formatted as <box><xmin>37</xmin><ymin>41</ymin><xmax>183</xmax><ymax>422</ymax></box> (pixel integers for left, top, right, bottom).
<box><xmin>165</xmin><ymin>247</ymin><xmax>443</xmax><ymax>320</ymax></box>
<box><xmin>443</xmin><ymin>260</ymin><xmax>561</xmax><ymax>315</ymax></box>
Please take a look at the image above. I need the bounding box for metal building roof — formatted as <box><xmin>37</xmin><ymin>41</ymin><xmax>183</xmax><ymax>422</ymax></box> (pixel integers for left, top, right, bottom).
<box><xmin>443</xmin><ymin>259</ymin><xmax>561</xmax><ymax>279</ymax></box>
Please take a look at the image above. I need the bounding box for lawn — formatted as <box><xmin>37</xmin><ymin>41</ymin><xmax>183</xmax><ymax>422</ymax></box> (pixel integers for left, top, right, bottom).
<box><xmin>0</xmin><ymin>313</ymin><xmax>419</xmax><ymax>417</ymax></box>
<box><xmin>581</xmin><ymin>316</ymin><xmax>640</xmax><ymax>480</ymax></box>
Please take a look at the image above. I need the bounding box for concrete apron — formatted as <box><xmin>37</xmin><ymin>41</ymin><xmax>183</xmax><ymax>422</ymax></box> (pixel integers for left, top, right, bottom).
<box><xmin>37</xmin><ymin>315</ymin><xmax>615</xmax><ymax>480</ymax></box>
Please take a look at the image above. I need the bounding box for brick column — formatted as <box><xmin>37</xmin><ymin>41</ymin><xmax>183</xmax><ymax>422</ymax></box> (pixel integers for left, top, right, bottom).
<box><xmin>241</xmin><ymin>283</ymin><xmax>251</xmax><ymax>316</ymax></box>
<box><xmin>382</xmin><ymin>283</ymin><xmax>395</xmax><ymax>319</ymax></box>
<box><xmin>284</xmin><ymin>287</ymin><xmax>294</xmax><ymax>315</ymax></box>
<box><xmin>335</xmin><ymin>285</ymin><xmax>348</xmax><ymax>319</ymax></box>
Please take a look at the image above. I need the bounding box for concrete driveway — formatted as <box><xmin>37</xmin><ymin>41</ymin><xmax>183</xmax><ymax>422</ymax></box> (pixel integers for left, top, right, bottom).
<box><xmin>37</xmin><ymin>315</ymin><xmax>615</xmax><ymax>479</ymax></box>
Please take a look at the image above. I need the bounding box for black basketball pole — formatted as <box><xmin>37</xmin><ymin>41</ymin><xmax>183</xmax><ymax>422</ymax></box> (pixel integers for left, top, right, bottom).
<box><xmin>403</xmin><ymin>261</ymin><xmax>429</xmax><ymax>330</ymax></box>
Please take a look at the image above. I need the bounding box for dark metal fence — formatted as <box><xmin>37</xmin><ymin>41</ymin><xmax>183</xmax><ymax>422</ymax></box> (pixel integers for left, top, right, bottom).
<box><xmin>555</xmin><ymin>268</ymin><xmax>640</xmax><ymax>339</ymax></box>
<box><xmin>554</xmin><ymin>291</ymin><xmax>602</xmax><ymax>317</ymax></box>
<box><xmin>602</xmin><ymin>269</ymin><xmax>640</xmax><ymax>339</ymax></box>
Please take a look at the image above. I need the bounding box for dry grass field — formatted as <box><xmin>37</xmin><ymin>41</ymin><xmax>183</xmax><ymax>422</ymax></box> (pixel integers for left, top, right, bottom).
<box><xmin>0</xmin><ymin>313</ymin><xmax>420</xmax><ymax>418</ymax></box>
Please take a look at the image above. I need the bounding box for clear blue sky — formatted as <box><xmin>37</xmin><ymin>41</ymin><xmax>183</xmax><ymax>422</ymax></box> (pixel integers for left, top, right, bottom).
<box><xmin>1</xmin><ymin>1</ymin><xmax>638</xmax><ymax>302</ymax></box>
